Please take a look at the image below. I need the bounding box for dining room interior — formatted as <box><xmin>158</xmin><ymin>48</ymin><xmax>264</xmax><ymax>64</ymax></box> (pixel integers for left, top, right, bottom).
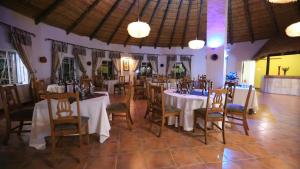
<box><xmin>0</xmin><ymin>0</ymin><xmax>299</xmax><ymax>169</ymax></box>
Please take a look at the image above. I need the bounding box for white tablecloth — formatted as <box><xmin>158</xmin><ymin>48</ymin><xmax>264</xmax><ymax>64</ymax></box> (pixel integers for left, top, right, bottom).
<box><xmin>104</xmin><ymin>80</ymin><xmax>119</xmax><ymax>94</ymax></box>
<box><xmin>29</xmin><ymin>92</ymin><xmax>111</xmax><ymax>150</ymax></box>
<box><xmin>149</xmin><ymin>82</ymin><xmax>177</xmax><ymax>89</ymax></box>
<box><xmin>234</xmin><ymin>86</ymin><xmax>258</xmax><ymax>112</ymax></box>
<box><xmin>47</xmin><ymin>84</ymin><xmax>73</xmax><ymax>93</ymax></box>
<box><xmin>164</xmin><ymin>89</ymin><xmax>208</xmax><ymax>131</ymax></box>
<box><xmin>262</xmin><ymin>77</ymin><xmax>300</xmax><ymax>96</ymax></box>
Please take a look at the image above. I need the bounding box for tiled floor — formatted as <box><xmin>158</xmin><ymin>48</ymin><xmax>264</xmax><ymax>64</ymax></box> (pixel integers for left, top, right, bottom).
<box><xmin>0</xmin><ymin>92</ymin><xmax>299</xmax><ymax>169</ymax></box>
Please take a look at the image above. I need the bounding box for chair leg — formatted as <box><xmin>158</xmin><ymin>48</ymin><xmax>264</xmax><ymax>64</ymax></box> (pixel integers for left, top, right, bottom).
<box><xmin>18</xmin><ymin>121</ymin><xmax>24</xmax><ymax>136</ymax></box>
<box><xmin>243</xmin><ymin>115</ymin><xmax>249</xmax><ymax>136</ymax></box>
<box><xmin>222</xmin><ymin>119</ymin><xmax>226</xmax><ymax>144</ymax></box>
<box><xmin>177</xmin><ymin>115</ymin><xmax>180</xmax><ymax>132</ymax></box>
<box><xmin>129</xmin><ymin>111</ymin><xmax>134</xmax><ymax>125</ymax></box>
<box><xmin>193</xmin><ymin>113</ymin><xmax>197</xmax><ymax>133</ymax></box>
<box><xmin>3</xmin><ymin>121</ymin><xmax>11</xmax><ymax>144</ymax></box>
<box><xmin>79</xmin><ymin>132</ymin><xmax>82</xmax><ymax>148</ymax></box>
<box><xmin>158</xmin><ymin>117</ymin><xmax>165</xmax><ymax>137</ymax></box>
<box><xmin>51</xmin><ymin>135</ymin><xmax>56</xmax><ymax>155</ymax></box>
<box><xmin>126</xmin><ymin>110</ymin><xmax>132</xmax><ymax>130</ymax></box>
<box><xmin>204</xmin><ymin>121</ymin><xmax>207</xmax><ymax>144</ymax></box>
<box><xmin>86</xmin><ymin>125</ymin><xmax>89</xmax><ymax>145</ymax></box>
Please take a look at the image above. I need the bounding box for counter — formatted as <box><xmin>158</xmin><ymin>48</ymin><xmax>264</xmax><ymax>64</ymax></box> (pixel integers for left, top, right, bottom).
<box><xmin>262</xmin><ymin>76</ymin><xmax>300</xmax><ymax>96</ymax></box>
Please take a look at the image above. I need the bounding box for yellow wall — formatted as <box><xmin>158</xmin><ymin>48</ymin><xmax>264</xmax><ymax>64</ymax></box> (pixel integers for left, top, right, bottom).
<box><xmin>254</xmin><ymin>54</ymin><xmax>300</xmax><ymax>88</ymax></box>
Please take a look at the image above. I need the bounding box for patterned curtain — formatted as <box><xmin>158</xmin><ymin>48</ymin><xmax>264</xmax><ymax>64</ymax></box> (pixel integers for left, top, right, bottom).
<box><xmin>166</xmin><ymin>55</ymin><xmax>177</xmax><ymax>76</ymax></box>
<box><xmin>180</xmin><ymin>55</ymin><xmax>192</xmax><ymax>76</ymax></box>
<box><xmin>109</xmin><ymin>51</ymin><xmax>121</xmax><ymax>75</ymax></box>
<box><xmin>73</xmin><ymin>46</ymin><xmax>87</xmax><ymax>75</ymax></box>
<box><xmin>132</xmin><ymin>54</ymin><xmax>143</xmax><ymax>72</ymax></box>
<box><xmin>92</xmin><ymin>49</ymin><xmax>105</xmax><ymax>79</ymax></box>
<box><xmin>147</xmin><ymin>54</ymin><xmax>158</xmax><ymax>74</ymax></box>
<box><xmin>50</xmin><ymin>41</ymin><xmax>68</xmax><ymax>83</ymax></box>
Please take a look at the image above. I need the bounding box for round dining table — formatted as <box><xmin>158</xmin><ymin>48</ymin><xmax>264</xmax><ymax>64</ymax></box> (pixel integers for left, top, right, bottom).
<box><xmin>164</xmin><ymin>89</ymin><xmax>209</xmax><ymax>131</ymax></box>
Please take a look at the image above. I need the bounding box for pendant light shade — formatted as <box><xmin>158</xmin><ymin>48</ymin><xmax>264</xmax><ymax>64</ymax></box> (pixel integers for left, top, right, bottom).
<box><xmin>268</xmin><ymin>0</ymin><xmax>297</xmax><ymax>3</ymax></box>
<box><xmin>285</xmin><ymin>22</ymin><xmax>300</xmax><ymax>37</ymax></box>
<box><xmin>188</xmin><ymin>39</ymin><xmax>205</xmax><ymax>49</ymax></box>
<box><xmin>127</xmin><ymin>20</ymin><xmax>151</xmax><ymax>38</ymax></box>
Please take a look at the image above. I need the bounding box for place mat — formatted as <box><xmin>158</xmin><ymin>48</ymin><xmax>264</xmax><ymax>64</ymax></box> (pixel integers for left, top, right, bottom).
<box><xmin>189</xmin><ymin>90</ymin><xmax>208</xmax><ymax>96</ymax></box>
<box><xmin>80</xmin><ymin>93</ymin><xmax>107</xmax><ymax>101</ymax></box>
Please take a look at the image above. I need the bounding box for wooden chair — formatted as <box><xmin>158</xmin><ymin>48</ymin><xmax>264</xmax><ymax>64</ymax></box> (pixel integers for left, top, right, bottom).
<box><xmin>193</xmin><ymin>89</ymin><xmax>228</xmax><ymax>144</ymax></box>
<box><xmin>107</xmin><ymin>85</ymin><xmax>133</xmax><ymax>130</ymax></box>
<box><xmin>0</xmin><ymin>84</ymin><xmax>33</xmax><ymax>144</ymax></box>
<box><xmin>114</xmin><ymin>76</ymin><xmax>126</xmax><ymax>95</ymax></box>
<box><xmin>46</xmin><ymin>92</ymin><xmax>89</xmax><ymax>154</ymax></box>
<box><xmin>225</xmin><ymin>85</ymin><xmax>252</xmax><ymax>136</ymax></box>
<box><xmin>133</xmin><ymin>76</ymin><xmax>145</xmax><ymax>100</ymax></box>
<box><xmin>144</xmin><ymin>82</ymin><xmax>152</xmax><ymax>119</ymax></box>
<box><xmin>224</xmin><ymin>81</ymin><xmax>236</xmax><ymax>103</ymax></box>
<box><xmin>150</xmin><ymin>85</ymin><xmax>182</xmax><ymax>137</ymax></box>
<box><xmin>93</xmin><ymin>75</ymin><xmax>108</xmax><ymax>91</ymax></box>
<box><xmin>196</xmin><ymin>79</ymin><xmax>207</xmax><ymax>94</ymax></box>
<box><xmin>33</xmin><ymin>79</ymin><xmax>47</xmax><ymax>101</ymax></box>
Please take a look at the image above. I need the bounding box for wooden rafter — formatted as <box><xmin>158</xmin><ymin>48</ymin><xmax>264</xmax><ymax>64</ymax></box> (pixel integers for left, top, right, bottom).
<box><xmin>89</xmin><ymin>0</ymin><xmax>122</xmax><ymax>40</ymax></box>
<box><xmin>153</xmin><ymin>0</ymin><xmax>172</xmax><ymax>48</ymax></box>
<box><xmin>138</xmin><ymin>0</ymin><xmax>161</xmax><ymax>48</ymax></box>
<box><xmin>107</xmin><ymin>0</ymin><xmax>136</xmax><ymax>45</ymax></box>
<box><xmin>181</xmin><ymin>0</ymin><xmax>192</xmax><ymax>48</ymax></box>
<box><xmin>228</xmin><ymin>0</ymin><xmax>233</xmax><ymax>44</ymax></box>
<box><xmin>243</xmin><ymin>0</ymin><xmax>254</xmax><ymax>43</ymax></box>
<box><xmin>196</xmin><ymin>0</ymin><xmax>204</xmax><ymax>40</ymax></box>
<box><xmin>263</xmin><ymin>0</ymin><xmax>280</xmax><ymax>35</ymax></box>
<box><xmin>34</xmin><ymin>0</ymin><xmax>64</xmax><ymax>24</ymax></box>
<box><xmin>123</xmin><ymin>0</ymin><xmax>151</xmax><ymax>47</ymax></box>
<box><xmin>66</xmin><ymin>0</ymin><xmax>101</xmax><ymax>34</ymax></box>
<box><xmin>168</xmin><ymin>0</ymin><xmax>183</xmax><ymax>49</ymax></box>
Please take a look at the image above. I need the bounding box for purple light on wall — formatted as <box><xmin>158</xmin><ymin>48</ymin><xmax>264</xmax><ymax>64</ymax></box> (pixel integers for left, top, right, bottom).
<box><xmin>207</xmin><ymin>36</ymin><xmax>223</xmax><ymax>48</ymax></box>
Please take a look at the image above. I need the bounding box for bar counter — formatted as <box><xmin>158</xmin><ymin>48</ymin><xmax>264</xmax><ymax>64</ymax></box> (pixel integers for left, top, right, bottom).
<box><xmin>262</xmin><ymin>75</ymin><xmax>300</xmax><ymax>96</ymax></box>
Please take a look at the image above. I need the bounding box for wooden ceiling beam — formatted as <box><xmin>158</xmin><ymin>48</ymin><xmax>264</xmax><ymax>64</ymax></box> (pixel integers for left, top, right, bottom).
<box><xmin>181</xmin><ymin>0</ymin><xmax>192</xmax><ymax>49</ymax></box>
<box><xmin>196</xmin><ymin>0</ymin><xmax>204</xmax><ymax>39</ymax></box>
<box><xmin>66</xmin><ymin>0</ymin><xmax>101</xmax><ymax>34</ymax></box>
<box><xmin>243</xmin><ymin>0</ymin><xmax>255</xmax><ymax>43</ymax></box>
<box><xmin>138</xmin><ymin>0</ymin><xmax>161</xmax><ymax>48</ymax></box>
<box><xmin>263</xmin><ymin>0</ymin><xmax>280</xmax><ymax>36</ymax></box>
<box><xmin>153</xmin><ymin>0</ymin><xmax>172</xmax><ymax>48</ymax></box>
<box><xmin>34</xmin><ymin>0</ymin><xmax>64</xmax><ymax>24</ymax></box>
<box><xmin>107</xmin><ymin>0</ymin><xmax>137</xmax><ymax>45</ymax></box>
<box><xmin>89</xmin><ymin>0</ymin><xmax>122</xmax><ymax>40</ymax></box>
<box><xmin>123</xmin><ymin>0</ymin><xmax>151</xmax><ymax>47</ymax></box>
<box><xmin>228</xmin><ymin>0</ymin><xmax>233</xmax><ymax>44</ymax></box>
<box><xmin>168</xmin><ymin>0</ymin><xmax>183</xmax><ymax>49</ymax></box>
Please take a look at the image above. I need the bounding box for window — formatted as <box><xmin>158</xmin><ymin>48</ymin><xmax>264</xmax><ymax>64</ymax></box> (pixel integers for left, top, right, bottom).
<box><xmin>58</xmin><ymin>57</ymin><xmax>75</xmax><ymax>82</ymax></box>
<box><xmin>171</xmin><ymin>62</ymin><xmax>186</xmax><ymax>79</ymax></box>
<box><xmin>137</xmin><ymin>62</ymin><xmax>152</xmax><ymax>78</ymax></box>
<box><xmin>0</xmin><ymin>50</ymin><xmax>28</xmax><ymax>85</ymax></box>
<box><xmin>100</xmin><ymin>61</ymin><xmax>115</xmax><ymax>80</ymax></box>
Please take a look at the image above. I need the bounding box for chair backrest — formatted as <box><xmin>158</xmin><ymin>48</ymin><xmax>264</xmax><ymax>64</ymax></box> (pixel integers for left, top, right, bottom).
<box><xmin>81</xmin><ymin>79</ymin><xmax>90</xmax><ymax>91</ymax></box>
<box><xmin>224</xmin><ymin>81</ymin><xmax>236</xmax><ymax>102</ymax></box>
<box><xmin>125</xmin><ymin>85</ymin><xmax>132</xmax><ymax>109</ymax></box>
<box><xmin>205</xmin><ymin>89</ymin><xmax>228</xmax><ymax>118</ymax></box>
<box><xmin>150</xmin><ymin>85</ymin><xmax>165</xmax><ymax>116</ymax></box>
<box><xmin>198</xmin><ymin>79</ymin><xmax>207</xmax><ymax>90</ymax></box>
<box><xmin>243</xmin><ymin>85</ymin><xmax>253</xmax><ymax>113</ymax></box>
<box><xmin>33</xmin><ymin>79</ymin><xmax>47</xmax><ymax>101</ymax></box>
<box><xmin>119</xmin><ymin>76</ymin><xmax>125</xmax><ymax>84</ymax></box>
<box><xmin>0</xmin><ymin>84</ymin><xmax>22</xmax><ymax>120</ymax></box>
<box><xmin>46</xmin><ymin>92</ymin><xmax>81</xmax><ymax>130</ymax></box>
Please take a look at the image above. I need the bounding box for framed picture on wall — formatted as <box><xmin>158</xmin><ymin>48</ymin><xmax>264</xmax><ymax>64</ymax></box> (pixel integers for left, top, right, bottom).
<box><xmin>123</xmin><ymin>59</ymin><xmax>129</xmax><ymax>71</ymax></box>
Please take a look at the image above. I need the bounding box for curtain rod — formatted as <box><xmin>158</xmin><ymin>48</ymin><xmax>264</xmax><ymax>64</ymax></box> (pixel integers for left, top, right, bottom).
<box><xmin>129</xmin><ymin>52</ymin><xmax>193</xmax><ymax>56</ymax></box>
<box><xmin>45</xmin><ymin>38</ymin><xmax>123</xmax><ymax>53</ymax></box>
<box><xmin>0</xmin><ymin>21</ymin><xmax>36</xmax><ymax>37</ymax></box>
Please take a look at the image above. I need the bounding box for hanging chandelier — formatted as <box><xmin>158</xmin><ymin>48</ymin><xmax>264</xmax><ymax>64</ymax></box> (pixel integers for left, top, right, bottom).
<box><xmin>268</xmin><ymin>0</ymin><xmax>297</xmax><ymax>3</ymax></box>
<box><xmin>285</xmin><ymin>22</ymin><xmax>300</xmax><ymax>37</ymax></box>
<box><xmin>188</xmin><ymin>0</ymin><xmax>205</xmax><ymax>49</ymax></box>
<box><xmin>127</xmin><ymin>0</ymin><xmax>150</xmax><ymax>38</ymax></box>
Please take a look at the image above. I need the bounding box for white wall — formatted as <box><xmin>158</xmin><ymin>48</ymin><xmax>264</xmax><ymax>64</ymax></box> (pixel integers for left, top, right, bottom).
<box><xmin>226</xmin><ymin>40</ymin><xmax>268</xmax><ymax>78</ymax></box>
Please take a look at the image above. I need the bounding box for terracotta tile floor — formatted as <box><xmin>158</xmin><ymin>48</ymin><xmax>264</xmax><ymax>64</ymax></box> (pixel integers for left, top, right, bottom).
<box><xmin>0</xmin><ymin>92</ymin><xmax>300</xmax><ymax>169</ymax></box>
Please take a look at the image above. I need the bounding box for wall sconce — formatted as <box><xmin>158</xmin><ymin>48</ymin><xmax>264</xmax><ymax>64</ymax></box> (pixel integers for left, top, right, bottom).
<box><xmin>39</xmin><ymin>56</ymin><xmax>47</xmax><ymax>63</ymax></box>
<box><xmin>87</xmin><ymin>61</ymin><xmax>91</xmax><ymax>66</ymax></box>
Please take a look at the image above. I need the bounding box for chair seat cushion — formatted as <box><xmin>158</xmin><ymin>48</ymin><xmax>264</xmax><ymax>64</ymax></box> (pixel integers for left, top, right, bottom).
<box><xmin>55</xmin><ymin>116</ymin><xmax>89</xmax><ymax>131</ymax></box>
<box><xmin>194</xmin><ymin>108</ymin><xmax>223</xmax><ymax>118</ymax></box>
<box><xmin>106</xmin><ymin>103</ymin><xmax>127</xmax><ymax>113</ymax></box>
<box><xmin>226</xmin><ymin>104</ymin><xmax>244</xmax><ymax>113</ymax></box>
<box><xmin>10</xmin><ymin>108</ymin><xmax>33</xmax><ymax>121</ymax></box>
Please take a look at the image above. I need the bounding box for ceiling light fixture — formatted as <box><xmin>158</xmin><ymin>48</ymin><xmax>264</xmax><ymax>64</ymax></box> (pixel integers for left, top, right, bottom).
<box><xmin>188</xmin><ymin>0</ymin><xmax>205</xmax><ymax>49</ymax></box>
<box><xmin>285</xmin><ymin>21</ymin><xmax>300</xmax><ymax>37</ymax></box>
<box><xmin>127</xmin><ymin>0</ymin><xmax>150</xmax><ymax>38</ymax></box>
<box><xmin>268</xmin><ymin>0</ymin><xmax>297</xmax><ymax>3</ymax></box>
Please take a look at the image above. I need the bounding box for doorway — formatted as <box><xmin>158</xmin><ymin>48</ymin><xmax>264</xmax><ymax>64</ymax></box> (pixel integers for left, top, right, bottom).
<box><xmin>241</xmin><ymin>60</ymin><xmax>255</xmax><ymax>86</ymax></box>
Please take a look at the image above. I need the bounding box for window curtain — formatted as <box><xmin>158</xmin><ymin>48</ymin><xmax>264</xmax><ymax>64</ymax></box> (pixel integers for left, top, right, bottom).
<box><xmin>109</xmin><ymin>51</ymin><xmax>121</xmax><ymax>75</ymax></box>
<box><xmin>132</xmin><ymin>54</ymin><xmax>143</xmax><ymax>72</ymax></box>
<box><xmin>147</xmin><ymin>54</ymin><xmax>158</xmax><ymax>74</ymax></box>
<box><xmin>92</xmin><ymin>49</ymin><xmax>105</xmax><ymax>79</ymax></box>
<box><xmin>72</xmin><ymin>45</ymin><xmax>87</xmax><ymax>75</ymax></box>
<box><xmin>180</xmin><ymin>55</ymin><xmax>192</xmax><ymax>76</ymax></box>
<box><xmin>166</xmin><ymin>55</ymin><xmax>177</xmax><ymax>76</ymax></box>
<box><xmin>50</xmin><ymin>41</ymin><xmax>68</xmax><ymax>83</ymax></box>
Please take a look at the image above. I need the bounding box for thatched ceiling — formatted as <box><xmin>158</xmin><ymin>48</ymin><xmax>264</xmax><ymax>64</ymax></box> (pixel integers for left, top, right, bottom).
<box><xmin>1</xmin><ymin>0</ymin><xmax>299</xmax><ymax>48</ymax></box>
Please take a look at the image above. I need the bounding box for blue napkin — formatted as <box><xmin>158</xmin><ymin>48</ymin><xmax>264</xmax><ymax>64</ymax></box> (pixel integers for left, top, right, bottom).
<box><xmin>190</xmin><ymin>90</ymin><xmax>208</xmax><ymax>96</ymax></box>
